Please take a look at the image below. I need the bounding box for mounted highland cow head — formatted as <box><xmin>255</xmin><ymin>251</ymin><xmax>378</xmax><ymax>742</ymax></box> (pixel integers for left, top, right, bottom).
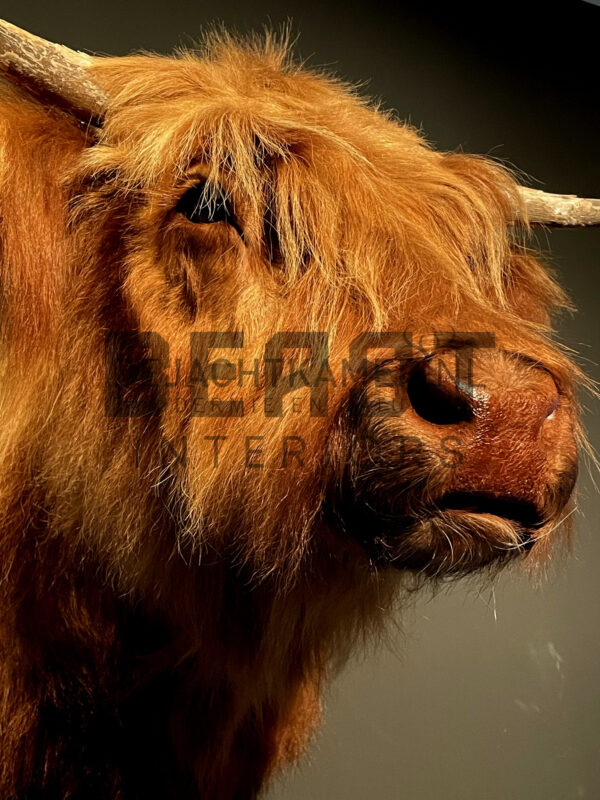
<box><xmin>0</xmin><ymin>19</ymin><xmax>597</xmax><ymax>800</ymax></box>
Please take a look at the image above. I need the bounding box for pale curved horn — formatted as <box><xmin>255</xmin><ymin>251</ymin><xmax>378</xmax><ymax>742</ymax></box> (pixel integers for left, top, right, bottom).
<box><xmin>0</xmin><ymin>19</ymin><xmax>106</xmax><ymax>120</ymax></box>
<box><xmin>517</xmin><ymin>186</ymin><xmax>600</xmax><ymax>227</ymax></box>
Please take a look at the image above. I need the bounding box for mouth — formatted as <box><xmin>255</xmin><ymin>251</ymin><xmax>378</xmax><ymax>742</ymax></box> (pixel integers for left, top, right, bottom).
<box><xmin>434</xmin><ymin>491</ymin><xmax>544</xmax><ymax>532</ymax></box>
<box><xmin>324</xmin><ymin>420</ymin><xmax>577</xmax><ymax>577</ymax></box>
<box><xmin>334</xmin><ymin>489</ymin><xmax>550</xmax><ymax>576</ymax></box>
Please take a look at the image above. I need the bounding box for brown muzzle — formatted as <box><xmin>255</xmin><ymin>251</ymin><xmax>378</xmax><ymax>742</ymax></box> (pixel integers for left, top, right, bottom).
<box><xmin>327</xmin><ymin>346</ymin><xmax>578</xmax><ymax>575</ymax></box>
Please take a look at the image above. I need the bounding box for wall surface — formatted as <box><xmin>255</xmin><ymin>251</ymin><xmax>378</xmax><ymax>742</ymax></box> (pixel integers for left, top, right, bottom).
<box><xmin>2</xmin><ymin>1</ymin><xmax>597</xmax><ymax>797</ymax></box>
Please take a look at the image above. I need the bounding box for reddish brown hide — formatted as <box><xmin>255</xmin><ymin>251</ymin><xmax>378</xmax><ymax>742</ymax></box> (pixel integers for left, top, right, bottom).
<box><xmin>0</xmin><ymin>24</ymin><xmax>591</xmax><ymax>800</ymax></box>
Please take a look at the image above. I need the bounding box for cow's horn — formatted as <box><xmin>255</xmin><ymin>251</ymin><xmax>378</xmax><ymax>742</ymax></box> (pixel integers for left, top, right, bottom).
<box><xmin>0</xmin><ymin>19</ymin><xmax>106</xmax><ymax>121</ymax></box>
<box><xmin>517</xmin><ymin>186</ymin><xmax>600</xmax><ymax>227</ymax></box>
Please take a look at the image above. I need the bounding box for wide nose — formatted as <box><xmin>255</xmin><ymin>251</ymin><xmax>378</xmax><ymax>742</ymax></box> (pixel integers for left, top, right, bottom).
<box><xmin>404</xmin><ymin>348</ymin><xmax>577</xmax><ymax>515</ymax></box>
<box><xmin>407</xmin><ymin>350</ymin><xmax>559</xmax><ymax>431</ymax></box>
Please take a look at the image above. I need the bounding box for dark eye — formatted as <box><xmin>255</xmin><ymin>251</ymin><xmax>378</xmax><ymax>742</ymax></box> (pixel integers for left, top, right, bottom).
<box><xmin>176</xmin><ymin>182</ymin><xmax>233</xmax><ymax>225</ymax></box>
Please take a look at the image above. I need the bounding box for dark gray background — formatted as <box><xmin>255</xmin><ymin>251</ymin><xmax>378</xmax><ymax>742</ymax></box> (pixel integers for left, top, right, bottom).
<box><xmin>3</xmin><ymin>1</ymin><xmax>598</xmax><ymax>797</ymax></box>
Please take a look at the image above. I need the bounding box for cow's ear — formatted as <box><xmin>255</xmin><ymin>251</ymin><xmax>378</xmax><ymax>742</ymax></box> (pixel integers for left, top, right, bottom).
<box><xmin>0</xmin><ymin>19</ymin><xmax>106</xmax><ymax>126</ymax></box>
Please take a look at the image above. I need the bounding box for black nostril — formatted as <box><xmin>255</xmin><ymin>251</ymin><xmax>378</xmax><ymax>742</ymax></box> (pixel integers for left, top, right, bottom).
<box><xmin>407</xmin><ymin>358</ymin><xmax>474</xmax><ymax>426</ymax></box>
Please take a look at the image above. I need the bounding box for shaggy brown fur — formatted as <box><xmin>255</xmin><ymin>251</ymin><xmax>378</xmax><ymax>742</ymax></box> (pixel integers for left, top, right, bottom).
<box><xmin>0</xmin><ymin>31</ymin><xmax>584</xmax><ymax>799</ymax></box>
